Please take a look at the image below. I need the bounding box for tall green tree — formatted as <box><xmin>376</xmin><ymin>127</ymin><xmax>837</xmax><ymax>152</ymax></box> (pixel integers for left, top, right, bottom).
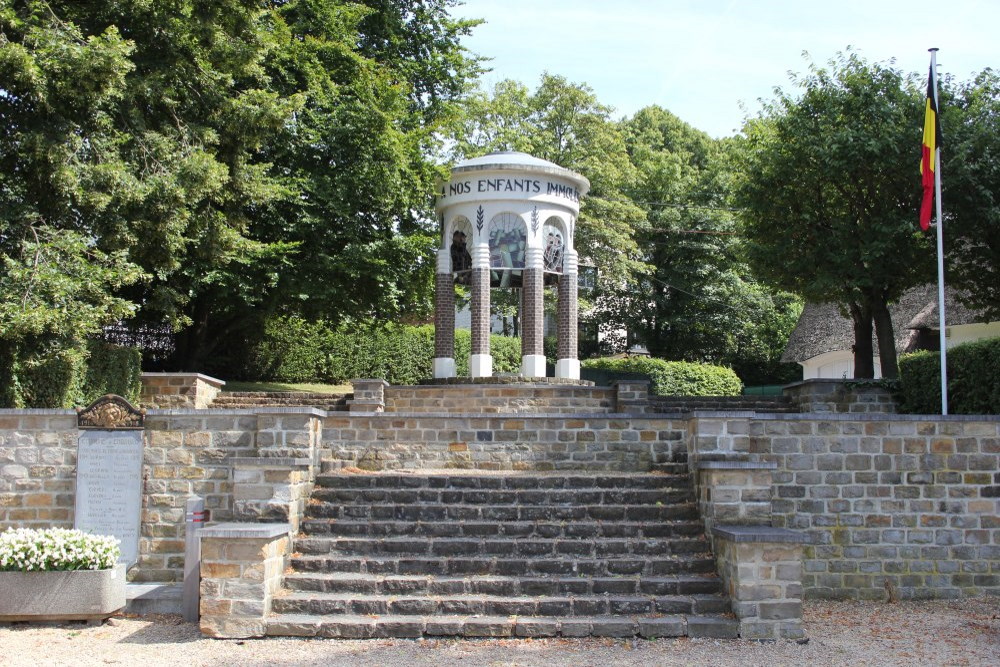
<box><xmin>1</xmin><ymin>0</ymin><xmax>481</xmax><ymax>375</ymax></box>
<box><xmin>943</xmin><ymin>68</ymin><xmax>1000</xmax><ymax>320</ymax></box>
<box><xmin>607</xmin><ymin>106</ymin><xmax>800</xmax><ymax>383</ymax></box>
<box><xmin>733</xmin><ymin>52</ymin><xmax>933</xmax><ymax>379</ymax></box>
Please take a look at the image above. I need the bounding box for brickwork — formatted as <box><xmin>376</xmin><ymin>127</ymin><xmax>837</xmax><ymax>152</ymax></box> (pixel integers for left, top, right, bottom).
<box><xmin>321</xmin><ymin>414</ymin><xmax>687</xmax><ymax>472</ymax></box>
<box><xmin>3</xmin><ymin>400</ymin><xmax>999</xmax><ymax>601</ymax></box>
<box><xmin>521</xmin><ymin>267</ymin><xmax>543</xmax><ymax>359</ymax></box>
<box><xmin>556</xmin><ymin>273</ymin><xmax>577</xmax><ymax>361</ymax></box>
<box><xmin>140</xmin><ymin>373</ymin><xmax>225</xmax><ymax>409</ymax></box>
<box><xmin>0</xmin><ymin>411</ymin><xmax>77</xmax><ymax>529</ymax></box>
<box><xmin>433</xmin><ymin>271</ymin><xmax>455</xmax><ymax>359</ymax></box>
<box><xmin>232</xmin><ymin>458</ymin><xmax>315</xmax><ymax>533</ymax></box>
<box><xmin>697</xmin><ymin>462</ymin><xmax>775</xmax><ymax>538</ymax></box>
<box><xmin>712</xmin><ymin>526</ymin><xmax>807</xmax><ymax>640</ymax></box>
<box><xmin>348</xmin><ymin>380</ymin><xmax>388</xmax><ymax>413</ymax></box>
<box><xmin>199</xmin><ymin>523</ymin><xmax>290</xmax><ymax>638</ymax></box>
<box><xmin>613</xmin><ymin>380</ymin><xmax>651</xmax><ymax>414</ymax></box>
<box><xmin>748</xmin><ymin>414</ymin><xmax>1000</xmax><ymax>599</ymax></box>
<box><xmin>384</xmin><ymin>384</ymin><xmax>615</xmax><ymax>414</ymax></box>
<box><xmin>470</xmin><ymin>266</ymin><xmax>490</xmax><ymax>356</ymax></box>
<box><xmin>783</xmin><ymin>379</ymin><xmax>898</xmax><ymax>414</ymax></box>
<box><xmin>254</xmin><ymin>412</ymin><xmax>322</xmax><ymax>459</ymax></box>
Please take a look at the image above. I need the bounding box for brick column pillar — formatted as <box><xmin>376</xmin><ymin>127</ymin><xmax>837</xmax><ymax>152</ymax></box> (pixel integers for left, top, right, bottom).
<box><xmin>198</xmin><ymin>523</ymin><xmax>290</xmax><ymax>639</ymax></box>
<box><xmin>556</xmin><ymin>249</ymin><xmax>579</xmax><ymax>379</ymax></box>
<box><xmin>521</xmin><ymin>246</ymin><xmax>545</xmax><ymax>377</ymax></box>
<box><xmin>469</xmin><ymin>244</ymin><xmax>492</xmax><ymax>378</ymax></box>
<box><xmin>433</xmin><ymin>248</ymin><xmax>455</xmax><ymax>378</ymax></box>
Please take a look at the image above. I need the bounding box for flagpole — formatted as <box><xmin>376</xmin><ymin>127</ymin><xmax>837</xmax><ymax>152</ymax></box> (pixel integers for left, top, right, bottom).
<box><xmin>929</xmin><ymin>47</ymin><xmax>948</xmax><ymax>415</ymax></box>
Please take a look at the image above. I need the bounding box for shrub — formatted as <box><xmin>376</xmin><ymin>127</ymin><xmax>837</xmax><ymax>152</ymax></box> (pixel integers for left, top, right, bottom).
<box><xmin>899</xmin><ymin>337</ymin><xmax>1000</xmax><ymax>414</ymax></box>
<box><xmin>17</xmin><ymin>344</ymin><xmax>88</xmax><ymax>409</ymax></box>
<box><xmin>247</xmin><ymin>316</ymin><xmax>524</xmax><ymax>384</ymax></box>
<box><xmin>0</xmin><ymin>528</ymin><xmax>120</xmax><ymax>571</ymax></box>
<box><xmin>582</xmin><ymin>356</ymin><xmax>742</xmax><ymax>396</ymax></box>
<box><xmin>83</xmin><ymin>340</ymin><xmax>142</xmax><ymax>404</ymax></box>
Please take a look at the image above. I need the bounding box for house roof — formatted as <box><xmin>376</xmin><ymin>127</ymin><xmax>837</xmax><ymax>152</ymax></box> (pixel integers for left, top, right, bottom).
<box><xmin>906</xmin><ymin>290</ymin><xmax>983</xmax><ymax>329</ymax></box>
<box><xmin>779</xmin><ymin>284</ymin><xmax>978</xmax><ymax>363</ymax></box>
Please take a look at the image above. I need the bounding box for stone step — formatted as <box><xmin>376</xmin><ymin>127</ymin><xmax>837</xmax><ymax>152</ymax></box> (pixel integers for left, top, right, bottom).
<box><xmin>300</xmin><ymin>519</ymin><xmax>706</xmax><ymax>539</ymax></box>
<box><xmin>290</xmin><ymin>555</ymin><xmax>721</xmax><ymax>580</ymax></box>
<box><xmin>265</xmin><ymin>612</ymin><xmax>739</xmax><ymax>639</ymax></box>
<box><xmin>294</xmin><ymin>536</ymin><xmax>710</xmax><ymax>558</ymax></box>
<box><xmin>305</xmin><ymin>502</ymin><xmax>699</xmax><ymax>522</ymax></box>
<box><xmin>282</xmin><ymin>572</ymin><xmax>729</xmax><ymax>604</ymax></box>
<box><xmin>313</xmin><ymin>473</ymin><xmax>690</xmax><ymax>490</ymax></box>
<box><xmin>272</xmin><ymin>590</ymin><xmax>727</xmax><ymax>617</ymax></box>
<box><xmin>309</xmin><ymin>487</ymin><xmax>694</xmax><ymax>506</ymax></box>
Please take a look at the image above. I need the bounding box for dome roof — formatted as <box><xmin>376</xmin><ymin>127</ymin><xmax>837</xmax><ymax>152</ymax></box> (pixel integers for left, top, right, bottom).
<box><xmin>450</xmin><ymin>151</ymin><xmax>590</xmax><ymax>193</ymax></box>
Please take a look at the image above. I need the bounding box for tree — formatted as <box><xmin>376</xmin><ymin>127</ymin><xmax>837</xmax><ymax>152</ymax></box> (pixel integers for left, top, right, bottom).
<box><xmin>943</xmin><ymin>69</ymin><xmax>1000</xmax><ymax>320</ymax></box>
<box><xmin>733</xmin><ymin>52</ymin><xmax>933</xmax><ymax>379</ymax></box>
<box><xmin>603</xmin><ymin>106</ymin><xmax>800</xmax><ymax>383</ymax></box>
<box><xmin>1</xmin><ymin>1</ymin><xmax>482</xmax><ymax>375</ymax></box>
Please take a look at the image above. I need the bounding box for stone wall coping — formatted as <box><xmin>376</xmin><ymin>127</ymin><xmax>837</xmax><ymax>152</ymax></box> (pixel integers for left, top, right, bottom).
<box><xmin>231</xmin><ymin>457</ymin><xmax>314</xmax><ymax>467</ymax></box>
<box><xmin>611</xmin><ymin>379</ymin><xmax>651</xmax><ymax>387</ymax></box>
<box><xmin>749</xmin><ymin>412</ymin><xmax>1000</xmax><ymax>422</ymax></box>
<box><xmin>141</xmin><ymin>372</ymin><xmax>226</xmax><ymax>387</ymax></box>
<box><xmin>698</xmin><ymin>460</ymin><xmax>778</xmax><ymax>470</ymax></box>
<box><xmin>410</xmin><ymin>378</ymin><xmax>597</xmax><ymax>387</ymax></box>
<box><xmin>0</xmin><ymin>408</ymin><xmax>77</xmax><ymax>416</ymax></box>
<box><xmin>325</xmin><ymin>411</ymin><xmax>687</xmax><ymax>420</ymax></box>
<box><xmin>198</xmin><ymin>522</ymin><xmax>291</xmax><ymax>539</ymax></box>
<box><xmin>351</xmin><ymin>378</ymin><xmax>390</xmax><ymax>387</ymax></box>
<box><xmin>712</xmin><ymin>525</ymin><xmax>809</xmax><ymax>544</ymax></box>
<box><xmin>146</xmin><ymin>407</ymin><xmax>326</xmax><ymax>417</ymax></box>
<box><xmin>690</xmin><ymin>410</ymin><xmax>760</xmax><ymax>418</ymax></box>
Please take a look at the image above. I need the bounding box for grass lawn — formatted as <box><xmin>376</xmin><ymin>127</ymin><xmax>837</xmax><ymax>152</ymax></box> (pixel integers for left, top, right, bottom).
<box><xmin>223</xmin><ymin>381</ymin><xmax>352</xmax><ymax>394</ymax></box>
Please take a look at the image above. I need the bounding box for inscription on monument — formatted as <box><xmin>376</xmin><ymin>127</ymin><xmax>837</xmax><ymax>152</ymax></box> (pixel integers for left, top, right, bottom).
<box><xmin>74</xmin><ymin>430</ymin><xmax>144</xmax><ymax>566</ymax></box>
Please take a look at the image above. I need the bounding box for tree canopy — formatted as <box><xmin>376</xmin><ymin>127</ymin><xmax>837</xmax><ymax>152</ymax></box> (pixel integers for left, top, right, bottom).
<box><xmin>942</xmin><ymin>68</ymin><xmax>1000</xmax><ymax>321</ymax></box>
<box><xmin>0</xmin><ymin>0</ymin><xmax>481</xmax><ymax>379</ymax></box>
<box><xmin>733</xmin><ymin>51</ymin><xmax>934</xmax><ymax>378</ymax></box>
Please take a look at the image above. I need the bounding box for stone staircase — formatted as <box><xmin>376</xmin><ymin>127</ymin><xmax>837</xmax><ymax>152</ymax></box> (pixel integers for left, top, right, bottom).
<box><xmin>209</xmin><ymin>391</ymin><xmax>350</xmax><ymax>411</ymax></box>
<box><xmin>265</xmin><ymin>466</ymin><xmax>738</xmax><ymax>639</ymax></box>
<box><xmin>647</xmin><ymin>395</ymin><xmax>797</xmax><ymax>413</ymax></box>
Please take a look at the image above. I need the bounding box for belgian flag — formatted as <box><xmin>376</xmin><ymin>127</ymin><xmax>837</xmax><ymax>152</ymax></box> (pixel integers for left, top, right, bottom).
<box><xmin>920</xmin><ymin>62</ymin><xmax>940</xmax><ymax>231</ymax></box>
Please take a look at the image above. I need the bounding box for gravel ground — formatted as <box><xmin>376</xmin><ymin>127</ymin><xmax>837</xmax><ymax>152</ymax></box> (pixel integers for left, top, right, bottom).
<box><xmin>1</xmin><ymin>599</ymin><xmax>997</xmax><ymax>667</ymax></box>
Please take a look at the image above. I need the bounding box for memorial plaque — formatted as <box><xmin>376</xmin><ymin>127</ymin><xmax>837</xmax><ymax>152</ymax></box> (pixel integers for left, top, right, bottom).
<box><xmin>74</xmin><ymin>430</ymin><xmax>144</xmax><ymax>566</ymax></box>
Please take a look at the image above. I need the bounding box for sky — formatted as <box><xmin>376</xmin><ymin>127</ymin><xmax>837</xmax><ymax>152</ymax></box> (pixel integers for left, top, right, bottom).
<box><xmin>452</xmin><ymin>0</ymin><xmax>999</xmax><ymax>137</ymax></box>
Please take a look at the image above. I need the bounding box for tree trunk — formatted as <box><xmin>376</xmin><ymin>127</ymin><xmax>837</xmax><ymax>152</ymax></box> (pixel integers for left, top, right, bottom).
<box><xmin>848</xmin><ymin>301</ymin><xmax>875</xmax><ymax>378</ymax></box>
<box><xmin>872</xmin><ymin>295</ymin><xmax>899</xmax><ymax>379</ymax></box>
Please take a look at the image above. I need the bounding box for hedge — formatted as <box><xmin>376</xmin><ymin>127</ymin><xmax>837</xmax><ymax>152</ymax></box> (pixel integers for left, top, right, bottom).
<box><xmin>247</xmin><ymin>316</ymin><xmax>523</xmax><ymax>385</ymax></box>
<box><xmin>898</xmin><ymin>337</ymin><xmax>1000</xmax><ymax>414</ymax></box>
<box><xmin>0</xmin><ymin>340</ymin><xmax>141</xmax><ymax>409</ymax></box>
<box><xmin>581</xmin><ymin>356</ymin><xmax>742</xmax><ymax>396</ymax></box>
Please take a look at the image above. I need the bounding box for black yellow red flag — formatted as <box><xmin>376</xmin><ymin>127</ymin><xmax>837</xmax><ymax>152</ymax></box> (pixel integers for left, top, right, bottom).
<box><xmin>920</xmin><ymin>64</ymin><xmax>940</xmax><ymax>230</ymax></box>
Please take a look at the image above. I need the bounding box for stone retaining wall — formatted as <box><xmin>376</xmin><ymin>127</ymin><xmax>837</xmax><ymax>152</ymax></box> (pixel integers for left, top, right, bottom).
<box><xmin>140</xmin><ymin>373</ymin><xmax>225</xmax><ymax>409</ymax></box>
<box><xmin>2</xmin><ymin>400</ymin><xmax>998</xmax><ymax>599</ymax></box>
<box><xmin>321</xmin><ymin>414</ymin><xmax>687</xmax><ymax>471</ymax></box>
<box><xmin>750</xmin><ymin>414</ymin><xmax>1000</xmax><ymax>599</ymax></box>
<box><xmin>384</xmin><ymin>384</ymin><xmax>616</xmax><ymax>414</ymax></box>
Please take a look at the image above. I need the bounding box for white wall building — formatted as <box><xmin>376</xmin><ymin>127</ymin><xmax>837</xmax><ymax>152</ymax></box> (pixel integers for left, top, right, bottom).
<box><xmin>782</xmin><ymin>284</ymin><xmax>1000</xmax><ymax>379</ymax></box>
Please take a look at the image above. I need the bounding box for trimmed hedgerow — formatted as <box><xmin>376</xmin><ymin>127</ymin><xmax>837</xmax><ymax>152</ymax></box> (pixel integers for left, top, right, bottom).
<box><xmin>582</xmin><ymin>356</ymin><xmax>742</xmax><ymax>396</ymax></box>
<box><xmin>246</xmin><ymin>316</ymin><xmax>523</xmax><ymax>385</ymax></box>
<box><xmin>82</xmin><ymin>340</ymin><xmax>142</xmax><ymax>404</ymax></box>
<box><xmin>898</xmin><ymin>337</ymin><xmax>1000</xmax><ymax>414</ymax></box>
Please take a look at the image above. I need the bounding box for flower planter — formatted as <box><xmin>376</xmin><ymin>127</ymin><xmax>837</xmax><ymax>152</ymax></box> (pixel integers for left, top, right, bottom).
<box><xmin>0</xmin><ymin>563</ymin><xmax>126</xmax><ymax>622</ymax></box>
